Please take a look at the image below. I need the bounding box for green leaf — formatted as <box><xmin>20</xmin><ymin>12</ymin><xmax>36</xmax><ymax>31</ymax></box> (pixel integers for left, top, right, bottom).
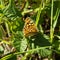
<box><xmin>53</xmin><ymin>39</ymin><xmax>60</xmax><ymax>51</ymax></box>
<box><xmin>58</xmin><ymin>42</ymin><xmax>60</xmax><ymax>51</ymax></box>
<box><xmin>0</xmin><ymin>26</ymin><xmax>6</xmax><ymax>39</ymax></box>
<box><xmin>0</xmin><ymin>46</ymin><xmax>4</xmax><ymax>54</ymax></box>
<box><xmin>20</xmin><ymin>37</ymin><xmax>27</xmax><ymax>52</ymax></box>
<box><xmin>7</xmin><ymin>54</ymin><xmax>17</xmax><ymax>60</ymax></box>
<box><xmin>13</xmin><ymin>31</ymin><xmax>27</xmax><ymax>52</ymax></box>
<box><xmin>3</xmin><ymin>0</ymin><xmax>22</xmax><ymax>21</ymax></box>
<box><xmin>28</xmin><ymin>33</ymin><xmax>51</xmax><ymax>51</ymax></box>
<box><xmin>0</xmin><ymin>54</ymin><xmax>16</xmax><ymax>60</ymax></box>
<box><xmin>53</xmin><ymin>8</ymin><xmax>60</xmax><ymax>30</ymax></box>
<box><xmin>55</xmin><ymin>35</ymin><xmax>60</xmax><ymax>39</ymax></box>
<box><xmin>39</xmin><ymin>49</ymin><xmax>51</xmax><ymax>57</ymax></box>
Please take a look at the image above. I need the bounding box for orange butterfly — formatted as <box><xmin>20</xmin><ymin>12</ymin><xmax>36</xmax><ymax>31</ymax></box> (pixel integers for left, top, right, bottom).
<box><xmin>23</xmin><ymin>17</ymin><xmax>39</xmax><ymax>37</ymax></box>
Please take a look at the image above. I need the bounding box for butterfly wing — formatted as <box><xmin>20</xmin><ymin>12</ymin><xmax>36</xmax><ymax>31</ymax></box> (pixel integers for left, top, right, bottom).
<box><xmin>23</xmin><ymin>17</ymin><xmax>38</xmax><ymax>37</ymax></box>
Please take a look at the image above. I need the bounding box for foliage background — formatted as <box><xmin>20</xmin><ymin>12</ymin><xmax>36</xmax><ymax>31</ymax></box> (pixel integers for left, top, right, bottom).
<box><xmin>0</xmin><ymin>0</ymin><xmax>60</xmax><ymax>60</ymax></box>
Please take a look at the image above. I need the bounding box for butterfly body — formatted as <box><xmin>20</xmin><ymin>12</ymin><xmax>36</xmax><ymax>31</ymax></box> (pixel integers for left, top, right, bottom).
<box><xmin>23</xmin><ymin>17</ymin><xmax>38</xmax><ymax>37</ymax></box>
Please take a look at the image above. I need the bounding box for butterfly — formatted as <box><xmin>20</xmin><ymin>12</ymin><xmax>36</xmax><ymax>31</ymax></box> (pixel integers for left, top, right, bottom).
<box><xmin>23</xmin><ymin>17</ymin><xmax>39</xmax><ymax>37</ymax></box>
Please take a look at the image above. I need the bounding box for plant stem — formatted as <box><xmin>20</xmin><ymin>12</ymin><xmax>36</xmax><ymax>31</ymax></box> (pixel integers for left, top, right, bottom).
<box><xmin>35</xmin><ymin>2</ymin><xmax>42</xmax><ymax>26</ymax></box>
<box><xmin>50</xmin><ymin>0</ymin><xmax>54</xmax><ymax>59</ymax></box>
<box><xmin>0</xmin><ymin>0</ymin><xmax>4</xmax><ymax>6</ymax></box>
<box><xmin>5</xmin><ymin>22</ymin><xmax>10</xmax><ymax>37</ymax></box>
<box><xmin>50</xmin><ymin>0</ymin><xmax>54</xmax><ymax>43</ymax></box>
<box><xmin>14</xmin><ymin>46</ymin><xmax>51</xmax><ymax>55</ymax></box>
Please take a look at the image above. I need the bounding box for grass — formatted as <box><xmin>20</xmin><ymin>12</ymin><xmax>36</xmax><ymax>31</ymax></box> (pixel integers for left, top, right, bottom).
<box><xmin>0</xmin><ymin>0</ymin><xmax>60</xmax><ymax>60</ymax></box>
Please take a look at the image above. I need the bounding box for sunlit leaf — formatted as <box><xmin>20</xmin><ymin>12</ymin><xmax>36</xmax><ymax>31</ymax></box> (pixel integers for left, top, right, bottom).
<box><xmin>0</xmin><ymin>46</ymin><xmax>4</xmax><ymax>54</ymax></box>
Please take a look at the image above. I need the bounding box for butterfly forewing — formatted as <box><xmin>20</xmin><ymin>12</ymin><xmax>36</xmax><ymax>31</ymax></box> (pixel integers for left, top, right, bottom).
<box><xmin>23</xmin><ymin>17</ymin><xmax>38</xmax><ymax>37</ymax></box>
